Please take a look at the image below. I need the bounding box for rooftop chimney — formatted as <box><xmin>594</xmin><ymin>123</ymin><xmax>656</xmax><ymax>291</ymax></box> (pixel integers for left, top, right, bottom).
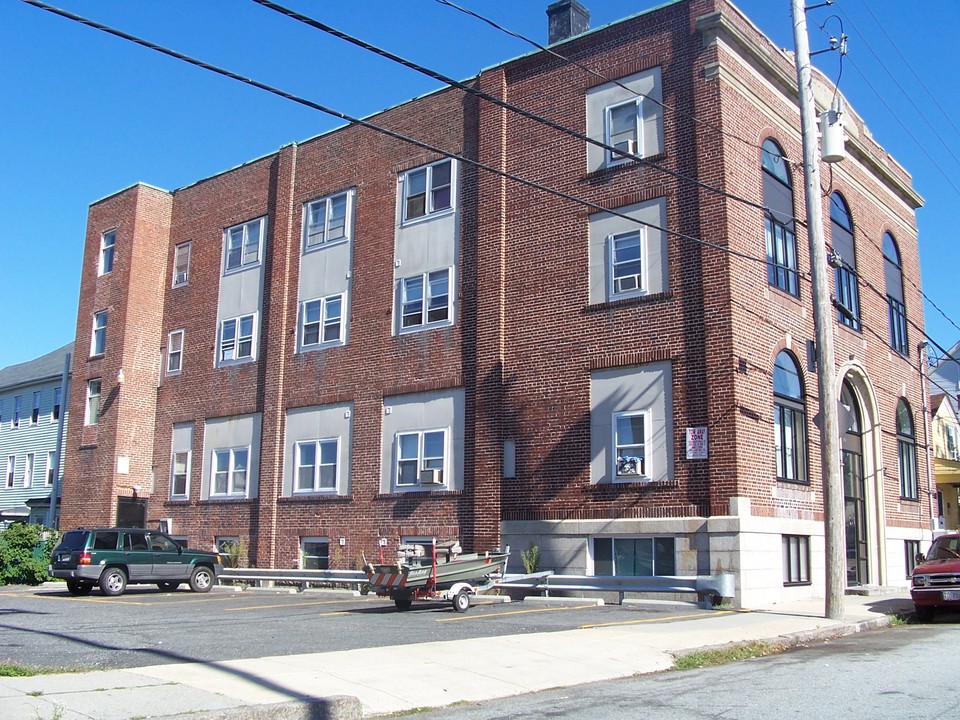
<box><xmin>547</xmin><ymin>0</ymin><xmax>590</xmax><ymax>45</ymax></box>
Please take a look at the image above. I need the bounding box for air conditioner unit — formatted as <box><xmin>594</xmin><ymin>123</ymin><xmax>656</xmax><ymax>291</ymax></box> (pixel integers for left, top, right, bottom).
<box><xmin>158</xmin><ymin>518</ymin><xmax>173</xmax><ymax>534</ymax></box>
<box><xmin>419</xmin><ymin>469</ymin><xmax>444</xmax><ymax>485</ymax></box>
<box><xmin>612</xmin><ymin>138</ymin><xmax>636</xmax><ymax>159</ymax></box>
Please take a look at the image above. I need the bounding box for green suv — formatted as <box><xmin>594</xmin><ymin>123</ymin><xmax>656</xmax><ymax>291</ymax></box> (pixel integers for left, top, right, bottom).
<box><xmin>50</xmin><ymin>528</ymin><xmax>223</xmax><ymax>597</ymax></box>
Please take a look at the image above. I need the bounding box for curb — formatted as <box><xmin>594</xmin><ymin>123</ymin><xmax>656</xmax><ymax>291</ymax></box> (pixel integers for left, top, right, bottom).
<box><xmin>155</xmin><ymin>697</ymin><xmax>362</xmax><ymax>720</ymax></box>
<box><xmin>670</xmin><ymin>614</ymin><xmax>896</xmax><ymax>661</ymax></box>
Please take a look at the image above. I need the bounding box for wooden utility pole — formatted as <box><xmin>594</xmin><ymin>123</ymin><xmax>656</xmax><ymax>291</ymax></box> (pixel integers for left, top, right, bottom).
<box><xmin>790</xmin><ymin>0</ymin><xmax>846</xmax><ymax>619</ymax></box>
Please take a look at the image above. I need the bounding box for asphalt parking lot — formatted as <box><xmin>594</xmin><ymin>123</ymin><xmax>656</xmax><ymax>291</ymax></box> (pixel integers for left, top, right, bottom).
<box><xmin>0</xmin><ymin>583</ymin><xmax>709</xmax><ymax>672</ymax></box>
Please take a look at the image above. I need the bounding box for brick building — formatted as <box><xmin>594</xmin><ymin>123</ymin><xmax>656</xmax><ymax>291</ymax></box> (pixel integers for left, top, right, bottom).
<box><xmin>62</xmin><ymin>0</ymin><xmax>930</xmax><ymax>605</ymax></box>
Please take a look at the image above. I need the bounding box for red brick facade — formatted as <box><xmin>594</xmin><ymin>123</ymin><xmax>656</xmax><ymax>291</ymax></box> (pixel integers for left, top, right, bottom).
<box><xmin>61</xmin><ymin>0</ymin><xmax>929</xmax><ymax>603</ymax></box>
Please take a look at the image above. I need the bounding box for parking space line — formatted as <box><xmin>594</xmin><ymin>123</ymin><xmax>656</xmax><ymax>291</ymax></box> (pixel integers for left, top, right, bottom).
<box><xmin>437</xmin><ymin>604</ymin><xmax>600</xmax><ymax>622</ymax></box>
<box><xmin>577</xmin><ymin>609</ymin><xmax>734</xmax><ymax>629</ymax></box>
<box><xmin>225</xmin><ymin>598</ymin><xmax>362</xmax><ymax>612</ymax></box>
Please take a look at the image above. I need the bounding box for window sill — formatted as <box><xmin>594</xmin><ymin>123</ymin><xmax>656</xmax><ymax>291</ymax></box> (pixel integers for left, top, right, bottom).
<box><xmin>775</xmin><ymin>478</ymin><xmax>811</xmax><ymax>486</ymax></box>
<box><xmin>583</xmin><ymin>152</ymin><xmax>667</xmax><ymax>181</ymax></box>
<box><xmin>204</xmin><ymin>496</ymin><xmax>252</xmax><ymax>503</ymax></box>
<box><xmin>586</xmin><ymin>291</ymin><xmax>671</xmax><ymax>312</ymax></box>
<box><xmin>303</xmin><ymin>237</ymin><xmax>350</xmax><ymax>254</ymax></box>
<box><xmin>899</xmin><ymin>496</ymin><xmax>921</xmax><ymax>503</ymax></box>
<box><xmin>400</xmin><ymin>207</ymin><xmax>456</xmax><ymax>228</ymax></box>
<box><xmin>280</xmin><ymin>494</ymin><xmax>351</xmax><ymax>503</ymax></box>
<box><xmin>377</xmin><ymin>489</ymin><xmax>462</xmax><ymax>498</ymax></box>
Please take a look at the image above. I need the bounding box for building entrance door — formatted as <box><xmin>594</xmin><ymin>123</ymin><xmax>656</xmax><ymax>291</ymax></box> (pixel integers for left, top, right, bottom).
<box><xmin>840</xmin><ymin>381</ymin><xmax>867</xmax><ymax>586</ymax></box>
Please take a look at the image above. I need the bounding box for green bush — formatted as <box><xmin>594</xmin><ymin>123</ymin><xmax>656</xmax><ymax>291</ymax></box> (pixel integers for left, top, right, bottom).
<box><xmin>0</xmin><ymin>524</ymin><xmax>58</xmax><ymax>585</ymax></box>
<box><xmin>520</xmin><ymin>544</ymin><xmax>540</xmax><ymax>574</ymax></box>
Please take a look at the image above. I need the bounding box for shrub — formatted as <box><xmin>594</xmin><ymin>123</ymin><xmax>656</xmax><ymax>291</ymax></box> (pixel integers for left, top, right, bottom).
<box><xmin>520</xmin><ymin>544</ymin><xmax>540</xmax><ymax>574</ymax></box>
<box><xmin>0</xmin><ymin>524</ymin><xmax>58</xmax><ymax>585</ymax></box>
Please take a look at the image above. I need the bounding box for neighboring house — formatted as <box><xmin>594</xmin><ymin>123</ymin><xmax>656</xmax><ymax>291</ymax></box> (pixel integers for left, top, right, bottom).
<box><xmin>0</xmin><ymin>343</ymin><xmax>72</xmax><ymax>527</ymax></box>
<box><xmin>930</xmin><ymin>393</ymin><xmax>960</xmax><ymax>532</ymax></box>
<box><xmin>60</xmin><ymin>0</ymin><xmax>929</xmax><ymax>606</ymax></box>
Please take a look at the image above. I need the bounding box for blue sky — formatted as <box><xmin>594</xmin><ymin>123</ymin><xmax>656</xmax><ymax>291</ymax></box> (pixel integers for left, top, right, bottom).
<box><xmin>1</xmin><ymin>0</ymin><xmax>957</xmax><ymax>370</ymax></box>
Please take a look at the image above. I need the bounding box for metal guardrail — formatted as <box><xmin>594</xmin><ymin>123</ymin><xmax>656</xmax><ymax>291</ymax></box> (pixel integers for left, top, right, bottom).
<box><xmin>496</xmin><ymin>572</ymin><xmax>736</xmax><ymax>604</ymax></box>
<box><xmin>218</xmin><ymin>567</ymin><xmax>368</xmax><ymax>591</ymax></box>
<box><xmin>218</xmin><ymin>567</ymin><xmax>735</xmax><ymax>603</ymax></box>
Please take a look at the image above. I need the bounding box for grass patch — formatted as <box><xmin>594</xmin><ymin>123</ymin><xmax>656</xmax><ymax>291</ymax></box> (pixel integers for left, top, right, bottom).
<box><xmin>0</xmin><ymin>662</ymin><xmax>86</xmax><ymax>677</ymax></box>
<box><xmin>672</xmin><ymin>641</ymin><xmax>785</xmax><ymax>670</ymax></box>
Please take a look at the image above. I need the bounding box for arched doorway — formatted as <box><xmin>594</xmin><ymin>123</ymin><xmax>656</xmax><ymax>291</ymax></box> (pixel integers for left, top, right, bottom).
<box><xmin>840</xmin><ymin>379</ymin><xmax>867</xmax><ymax>585</ymax></box>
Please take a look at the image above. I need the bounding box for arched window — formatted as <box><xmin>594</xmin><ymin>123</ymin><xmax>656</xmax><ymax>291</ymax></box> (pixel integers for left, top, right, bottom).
<box><xmin>830</xmin><ymin>193</ymin><xmax>860</xmax><ymax>330</ymax></box>
<box><xmin>762</xmin><ymin>139</ymin><xmax>798</xmax><ymax>296</ymax></box>
<box><xmin>897</xmin><ymin>399</ymin><xmax>918</xmax><ymax>500</ymax></box>
<box><xmin>883</xmin><ymin>232</ymin><xmax>908</xmax><ymax>355</ymax></box>
<box><xmin>774</xmin><ymin>351</ymin><xmax>807</xmax><ymax>482</ymax></box>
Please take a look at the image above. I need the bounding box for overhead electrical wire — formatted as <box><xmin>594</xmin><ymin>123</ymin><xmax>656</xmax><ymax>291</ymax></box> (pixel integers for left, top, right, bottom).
<box><xmin>847</xmin><ymin>0</ymin><xmax>960</xmax><ymax>152</ymax></box>
<box><xmin>22</xmin><ymin>1</ymin><xmax>960</xmax><ymax>373</ymax></box>
<box><xmin>430</xmin><ymin>0</ymin><xmax>765</xmax><ymax>155</ymax></box>
<box><xmin>250</xmin><ymin>0</ymin><xmax>781</xmax><ymax>221</ymax></box>
<box><xmin>18</xmin><ymin>0</ymin><xmax>765</xmax><ymax>268</ymax></box>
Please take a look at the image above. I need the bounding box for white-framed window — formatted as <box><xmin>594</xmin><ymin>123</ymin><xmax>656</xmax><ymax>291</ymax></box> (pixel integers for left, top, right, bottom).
<box><xmin>609</xmin><ymin>229</ymin><xmax>645</xmax><ymax>297</ymax></box>
<box><xmin>223</xmin><ymin>217</ymin><xmax>264</xmax><ymax>273</ymax></box>
<box><xmin>402</xmin><ymin>159</ymin><xmax>453</xmax><ymax>223</ymax></box>
<box><xmin>947</xmin><ymin>424</ymin><xmax>960</xmax><ymax>462</ymax></box>
<box><xmin>167</xmin><ymin>329</ymin><xmax>184</xmax><ymax>375</ymax></box>
<box><xmin>782</xmin><ymin>535</ymin><xmax>810</xmax><ymax>585</ymax></box>
<box><xmin>171</xmin><ymin>449</ymin><xmax>191</xmax><ymax>498</ymax></box>
<box><xmin>294</xmin><ymin>439</ymin><xmax>339</xmax><ymax>493</ymax></box>
<box><xmin>218</xmin><ymin>314</ymin><xmax>256</xmax><ymax>364</ymax></box>
<box><xmin>6</xmin><ymin>455</ymin><xmax>15</xmax><ymax>488</ymax></box>
<box><xmin>52</xmin><ymin>386</ymin><xmax>61</xmax><ymax>422</ymax></box>
<box><xmin>401</xmin><ymin>269</ymin><xmax>451</xmax><ymax>330</ymax></box>
<box><xmin>592</xmin><ymin>536</ymin><xmax>675</xmax><ymax>576</ymax></box>
<box><xmin>212</xmin><ymin>447</ymin><xmax>249</xmax><ymax>497</ymax></box>
<box><xmin>604</xmin><ymin>97</ymin><xmax>642</xmax><ymax>164</ymax></box>
<box><xmin>395</xmin><ymin>429</ymin><xmax>447</xmax><ymax>488</ymax></box>
<box><xmin>299</xmin><ymin>295</ymin><xmax>344</xmax><ymax>350</ymax></box>
<box><xmin>46</xmin><ymin>451</ymin><xmax>55</xmax><ymax>486</ymax></box>
<box><xmin>91</xmin><ymin>310</ymin><xmax>108</xmax><ymax>356</ymax></box>
<box><xmin>613</xmin><ymin>410</ymin><xmax>650</xmax><ymax>481</ymax></box>
<box><xmin>99</xmin><ymin>230</ymin><xmax>116</xmax><ymax>275</ymax></box>
<box><xmin>586</xmin><ymin>68</ymin><xmax>662</xmax><ymax>174</ymax></box>
<box><xmin>23</xmin><ymin>452</ymin><xmax>34</xmax><ymax>488</ymax></box>
<box><xmin>301</xmin><ymin>537</ymin><xmax>329</xmax><ymax>569</ymax></box>
<box><xmin>304</xmin><ymin>192</ymin><xmax>349</xmax><ymax>250</ymax></box>
<box><xmin>12</xmin><ymin>396</ymin><xmax>20</xmax><ymax>428</ymax></box>
<box><xmin>31</xmin><ymin>391</ymin><xmax>41</xmax><ymax>424</ymax></box>
<box><xmin>173</xmin><ymin>242</ymin><xmax>191</xmax><ymax>287</ymax></box>
<box><xmin>85</xmin><ymin>379</ymin><xmax>102</xmax><ymax>426</ymax></box>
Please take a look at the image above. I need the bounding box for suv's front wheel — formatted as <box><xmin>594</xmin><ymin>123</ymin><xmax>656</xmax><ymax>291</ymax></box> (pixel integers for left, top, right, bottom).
<box><xmin>189</xmin><ymin>566</ymin><xmax>215</xmax><ymax>593</ymax></box>
<box><xmin>99</xmin><ymin>567</ymin><xmax>128</xmax><ymax>597</ymax></box>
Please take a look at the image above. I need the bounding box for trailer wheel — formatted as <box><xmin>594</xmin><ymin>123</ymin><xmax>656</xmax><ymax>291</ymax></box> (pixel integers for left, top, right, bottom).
<box><xmin>453</xmin><ymin>588</ymin><xmax>470</xmax><ymax>612</ymax></box>
<box><xmin>394</xmin><ymin>592</ymin><xmax>413</xmax><ymax>611</ymax></box>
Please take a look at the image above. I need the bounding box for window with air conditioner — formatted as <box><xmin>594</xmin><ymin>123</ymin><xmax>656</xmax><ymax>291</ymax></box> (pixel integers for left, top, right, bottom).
<box><xmin>396</xmin><ymin>429</ymin><xmax>447</xmax><ymax>489</ymax></box>
<box><xmin>586</xmin><ymin>67</ymin><xmax>663</xmax><ymax>173</ymax></box>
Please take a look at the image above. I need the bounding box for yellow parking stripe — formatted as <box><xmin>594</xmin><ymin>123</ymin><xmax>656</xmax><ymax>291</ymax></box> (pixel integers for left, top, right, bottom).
<box><xmin>226</xmin><ymin>598</ymin><xmax>362</xmax><ymax>612</ymax></box>
<box><xmin>578</xmin><ymin>609</ymin><xmax>735</xmax><ymax>629</ymax></box>
<box><xmin>437</xmin><ymin>604</ymin><xmax>599</xmax><ymax>622</ymax></box>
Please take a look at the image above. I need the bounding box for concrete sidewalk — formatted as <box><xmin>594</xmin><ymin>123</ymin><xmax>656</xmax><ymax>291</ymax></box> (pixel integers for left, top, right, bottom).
<box><xmin>0</xmin><ymin>592</ymin><xmax>914</xmax><ymax>720</ymax></box>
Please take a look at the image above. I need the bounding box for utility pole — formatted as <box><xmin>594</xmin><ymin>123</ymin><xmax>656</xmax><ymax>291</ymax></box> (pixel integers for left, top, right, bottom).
<box><xmin>46</xmin><ymin>351</ymin><xmax>71</xmax><ymax>530</ymax></box>
<box><xmin>790</xmin><ymin>0</ymin><xmax>845</xmax><ymax>619</ymax></box>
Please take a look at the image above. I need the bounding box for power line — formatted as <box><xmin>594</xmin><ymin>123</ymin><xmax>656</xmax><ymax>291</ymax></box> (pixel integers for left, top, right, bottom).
<box><xmin>27</xmin><ymin>0</ymin><xmax>958</xmax><ymax>374</ymax></box>
<box><xmin>250</xmin><ymin>0</ymin><xmax>780</xmax><ymax>221</ymax></box>
<box><xmin>832</xmin><ymin>4</ymin><xmax>960</xmax><ymax>179</ymax></box>
<box><xmin>18</xmin><ymin>0</ymin><xmax>765</xmax><ymax>269</ymax></box>
<box><xmin>430</xmin><ymin>0</ymin><xmax>766</xmax><ymax>155</ymax></box>
<box><xmin>848</xmin><ymin>0</ymin><xmax>960</xmax><ymax>145</ymax></box>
